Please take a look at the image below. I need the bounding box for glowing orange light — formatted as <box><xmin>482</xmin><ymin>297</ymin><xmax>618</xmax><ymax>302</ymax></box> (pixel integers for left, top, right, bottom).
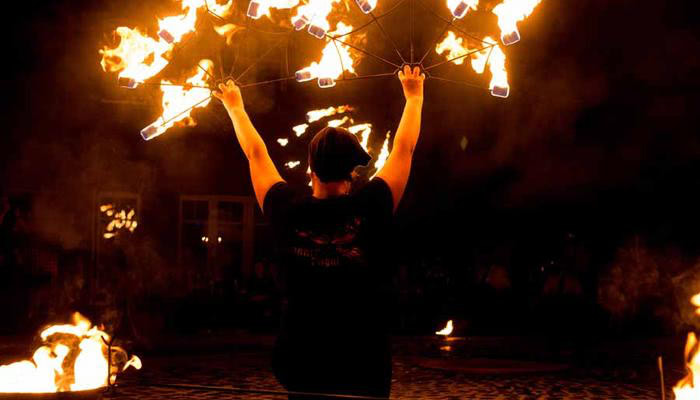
<box><xmin>0</xmin><ymin>313</ymin><xmax>140</xmax><ymax>393</ymax></box>
<box><xmin>491</xmin><ymin>0</ymin><xmax>542</xmax><ymax>45</ymax></box>
<box><xmin>435</xmin><ymin>320</ymin><xmax>454</xmax><ymax>336</ymax></box>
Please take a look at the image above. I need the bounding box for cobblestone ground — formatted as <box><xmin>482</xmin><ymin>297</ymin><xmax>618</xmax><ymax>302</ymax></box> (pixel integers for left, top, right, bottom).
<box><xmin>105</xmin><ymin>352</ymin><xmax>668</xmax><ymax>399</ymax></box>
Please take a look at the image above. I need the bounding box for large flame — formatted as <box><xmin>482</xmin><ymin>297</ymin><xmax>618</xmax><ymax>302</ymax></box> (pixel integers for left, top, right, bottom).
<box><xmin>435</xmin><ymin>32</ymin><xmax>509</xmax><ymax>98</ymax></box>
<box><xmin>100</xmin><ymin>0</ymin><xmax>232</xmax><ymax>85</ymax></box>
<box><xmin>674</xmin><ymin>293</ymin><xmax>700</xmax><ymax>399</ymax></box>
<box><xmin>0</xmin><ymin>313</ymin><xmax>141</xmax><ymax>393</ymax></box>
<box><xmin>491</xmin><ymin>0</ymin><xmax>542</xmax><ymax>45</ymax></box>
<box><xmin>100</xmin><ymin>0</ymin><xmax>233</xmax><ymax>140</ymax></box>
<box><xmin>140</xmin><ymin>60</ymin><xmax>214</xmax><ymax>140</ymax></box>
<box><xmin>295</xmin><ymin>23</ymin><xmax>356</xmax><ymax>88</ymax></box>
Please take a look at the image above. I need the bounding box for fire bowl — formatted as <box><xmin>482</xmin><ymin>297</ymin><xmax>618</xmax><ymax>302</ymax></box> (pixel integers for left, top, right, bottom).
<box><xmin>0</xmin><ymin>388</ymin><xmax>103</xmax><ymax>400</ymax></box>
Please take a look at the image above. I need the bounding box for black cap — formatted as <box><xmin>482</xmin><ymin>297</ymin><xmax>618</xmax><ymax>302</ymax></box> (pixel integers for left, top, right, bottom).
<box><xmin>309</xmin><ymin>127</ymin><xmax>372</xmax><ymax>183</ymax></box>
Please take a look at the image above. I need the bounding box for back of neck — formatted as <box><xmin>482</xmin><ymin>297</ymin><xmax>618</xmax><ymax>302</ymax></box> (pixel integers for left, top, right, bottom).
<box><xmin>313</xmin><ymin>181</ymin><xmax>350</xmax><ymax>199</ymax></box>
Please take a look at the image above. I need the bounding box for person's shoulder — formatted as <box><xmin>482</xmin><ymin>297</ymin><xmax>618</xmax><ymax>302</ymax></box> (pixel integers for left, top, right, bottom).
<box><xmin>264</xmin><ymin>182</ymin><xmax>310</xmax><ymax>217</ymax></box>
<box><xmin>355</xmin><ymin>177</ymin><xmax>390</xmax><ymax>192</ymax></box>
<box><xmin>352</xmin><ymin>177</ymin><xmax>393</xmax><ymax>214</ymax></box>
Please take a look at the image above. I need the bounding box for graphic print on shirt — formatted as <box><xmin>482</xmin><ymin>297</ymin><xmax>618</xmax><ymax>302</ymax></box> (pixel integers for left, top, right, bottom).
<box><xmin>291</xmin><ymin>216</ymin><xmax>366</xmax><ymax>268</ymax></box>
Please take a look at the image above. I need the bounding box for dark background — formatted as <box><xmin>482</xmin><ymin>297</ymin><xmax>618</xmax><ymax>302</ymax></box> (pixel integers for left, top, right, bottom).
<box><xmin>1</xmin><ymin>0</ymin><xmax>699</xmax><ymax>350</ymax></box>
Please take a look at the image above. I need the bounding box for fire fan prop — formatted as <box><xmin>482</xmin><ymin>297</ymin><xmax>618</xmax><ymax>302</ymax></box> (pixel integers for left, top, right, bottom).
<box><xmin>99</xmin><ymin>0</ymin><xmax>544</xmax><ymax>141</ymax></box>
<box><xmin>0</xmin><ymin>313</ymin><xmax>141</xmax><ymax>395</ymax></box>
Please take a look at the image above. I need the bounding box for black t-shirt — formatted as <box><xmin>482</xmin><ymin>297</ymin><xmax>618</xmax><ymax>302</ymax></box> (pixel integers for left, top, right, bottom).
<box><xmin>264</xmin><ymin>178</ymin><xmax>394</xmax><ymax>341</ymax></box>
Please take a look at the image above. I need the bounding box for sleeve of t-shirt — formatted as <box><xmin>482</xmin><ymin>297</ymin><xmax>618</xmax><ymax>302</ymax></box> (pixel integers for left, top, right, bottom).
<box><xmin>263</xmin><ymin>182</ymin><xmax>295</xmax><ymax>226</ymax></box>
<box><xmin>355</xmin><ymin>177</ymin><xmax>394</xmax><ymax>220</ymax></box>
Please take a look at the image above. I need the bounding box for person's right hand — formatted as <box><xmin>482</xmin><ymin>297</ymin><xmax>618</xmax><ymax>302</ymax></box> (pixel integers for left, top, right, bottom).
<box><xmin>213</xmin><ymin>79</ymin><xmax>245</xmax><ymax>112</ymax></box>
<box><xmin>399</xmin><ymin>65</ymin><xmax>425</xmax><ymax>102</ymax></box>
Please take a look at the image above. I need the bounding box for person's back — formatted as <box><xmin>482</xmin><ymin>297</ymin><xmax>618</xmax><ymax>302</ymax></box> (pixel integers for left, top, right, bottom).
<box><xmin>266</xmin><ymin>178</ymin><xmax>394</xmax><ymax>398</ymax></box>
<box><xmin>214</xmin><ymin>64</ymin><xmax>425</xmax><ymax>399</ymax></box>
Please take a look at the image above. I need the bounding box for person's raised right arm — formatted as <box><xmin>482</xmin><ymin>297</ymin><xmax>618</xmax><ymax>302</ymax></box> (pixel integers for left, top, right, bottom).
<box><xmin>375</xmin><ymin>65</ymin><xmax>425</xmax><ymax>212</ymax></box>
<box><xmin>214</xmin><ymin>80</ymin><xmax>284</xmax><ymax>209</ymax></box>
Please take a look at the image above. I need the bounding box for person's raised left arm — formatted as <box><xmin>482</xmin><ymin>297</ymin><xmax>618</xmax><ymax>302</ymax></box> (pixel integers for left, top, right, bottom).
<box><xmin>214</xmin><ymin>80</ymin><xmax>284</xmax><ymax>208</ymax></box>
<box><xmin>375</xmin><ymin>65</ymin><xmax>425</xmax><ymax>212</ymax></box>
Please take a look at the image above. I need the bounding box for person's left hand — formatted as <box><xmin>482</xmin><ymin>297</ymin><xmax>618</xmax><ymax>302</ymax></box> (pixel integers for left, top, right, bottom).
<box><xmin>213</xmin><ymin>79</ymin><xmax>244</xmax><ymax>112</ymax></box>
<box><xmin>399</xmin><ymin>65</ymin><xmax>425</xmax><ymax>103</ymax></box>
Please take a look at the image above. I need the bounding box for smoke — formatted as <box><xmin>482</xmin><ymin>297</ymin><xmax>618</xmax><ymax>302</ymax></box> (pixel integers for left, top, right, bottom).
<box><xmin>597</xmin><ymin>237</ymin><xmax>700</xmax><ymax>333</ymax></box>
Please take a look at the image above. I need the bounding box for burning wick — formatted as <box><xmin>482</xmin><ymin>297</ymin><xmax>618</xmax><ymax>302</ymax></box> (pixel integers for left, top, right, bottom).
<box><xmin>447</xmin><ymin>0</ymin><xmax>478</xmax><ymax>19</ymax></box>
<box><xmin>247</xmin><ymin>0</ymin><xmax>263</xmax><ymax>19</ymax></box>
<box><xmin>354</xmin><ymin>0</ymin><xmax>376</xmax><ymax>14</ymax></box>
<box><xmin>491</xmin><ymin>0</ymin><xmax>543</xmax><ymax>46</ymax></box>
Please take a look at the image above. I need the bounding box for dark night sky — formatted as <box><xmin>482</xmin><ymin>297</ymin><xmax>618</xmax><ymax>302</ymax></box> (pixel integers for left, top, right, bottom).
<box><xmin>1</xmin><ymin>0</ymin><xmax>699</xmax><ymax>260</ymax></box>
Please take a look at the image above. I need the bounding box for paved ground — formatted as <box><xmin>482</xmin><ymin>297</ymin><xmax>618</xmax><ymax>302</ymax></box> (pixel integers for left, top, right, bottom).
<box><xmin>104</xmin><ymin>351</ymin><xmax>672</xmax><ymax>399</ymax></box>
<box><xmin>0</xmin><ymin>334</ymin><xmax>684</xmax><ymax>399</ymax></box>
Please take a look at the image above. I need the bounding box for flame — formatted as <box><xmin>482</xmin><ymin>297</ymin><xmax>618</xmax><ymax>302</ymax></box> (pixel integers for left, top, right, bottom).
<box><xmin>347</xmin><ymin>123</ymin><xmax>371</xmax><ymax>152</ymax></box>
<box><xmin>446</xmin><ymin>0</ymin><xmax>478</xmax><ymax>19</ymax></box>
<box><xmin>0</xmin><ymin>313</ymin><xmax>141</xmax><ymax>393</ymax></box>
<box><xmin>214</xmin><ymin>23</ymin><xmax>243</xmax><ymax>45</ymax></box>
<box><xmin>247</xmin><ymin>0</ymin><xmax>300</xmax><ymax>19</ymax></box>
<box><xmin>140</xmin><ymin>60</ymin><xmax>214</xmax><ymax>140</ymax></box>
<box><xmin>373</xmin><ymin>131</ymin><xmax>391</xmax><ymax>171</ymax></box>
<box><xmin>436</xmin><ymin>320</ymin><xmax>454</xmax><ymax>336</ymax></box>
<box><xmin>285</xmin><ymin>161</ymin><xmax>301</xmax><ymax>169</ymax></box>
<box><xmin>370</xmin><ymin>131</ymin><xmax>390</xmax><ymax>178</ymax></box>
<box><xmin>435</xmin><ymin>32</ymin><xmax>509</xmax><ymax>97</ymax></box>
<box><xmin>295</xmin><ymin>23</ymin><xmax>356</xmax><ymax>88</ymax></box>
<box><xmin>100</xmin><ymin>0</ymin><xmax>232</xmax><ymax>84</ymax></box>
<box><xmin>100</xmin><ymin>0</ymin><xmax>233</xmax><ymax>140</ymax></box>
<box><xmin>291</xmin><ymin>0</ymin><xmax>342</xmax><ymax>38</ymax></box>
<box><xmin>674</xmin><ymin>293</ymin><xmax>700</xmax><ymax>398</ymax></box>
<box><xmin>327</xmin><ymin>116</ymin><xmax>352</xmax><ymax>128</ymax></box>
<box><xmin>491</xmin><ymin>0</ymin><xmax>542</xmax><ymax>45</ymax></box>
<box><xmin>306</xmin><ymin>105</ymin><xmax>353</xmax><ymax>123</ymax></box>
<box><xmin>675</xmin><ymin>332</ymin><xmax>700</xmax><ymax>400</ymax></box>
<box><xmin>293</xmin><ymin>123</ymin><xmax>310</xmax><ymax>136</ymax></box>
<box><xmin>673</xmin><ymin>292</ymin><xmax>700</xmax><ymax>398</ymax></box>
<box><xmin>435</xmin><ymin>31</ymin><xmax>470</xmax><ymax>66</ymax></box>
